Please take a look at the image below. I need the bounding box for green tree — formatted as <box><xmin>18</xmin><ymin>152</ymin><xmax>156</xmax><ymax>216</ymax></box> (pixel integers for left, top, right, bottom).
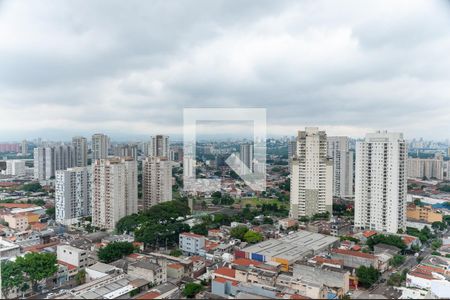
<box><xmin>230</xmin><ymin>225</ymin><xmax>249</xmax><ymax>241</ymax></box>
<box><xmin>356</xmin><ymin>266</ymin><xmax>380</xmax><ymax>288</ymax></box>
<box><xmin>431</xmin><ymin>239</ymin><xmax>443</xmax><ymax>250</ymax></box>
<box><xmin>183</xmin><ymin>283</ymin><xmax>203</xmax><ymax>298</ymax></box>
<box><xmin>243</xmin><ymin>230</ymin><xmax>264</xmax><ymax>244</ymax></box>
<box><xmin>75</xmin><ymin>269</ymin><xmax>86</xmax><ymax>285</ymax></box>
<box><xmin>46</xmin><ymin>207</ymin><xmax>55</xmax><ymax>219</ymax></box>
<box><xmin>21</xmin><ymin>182</ymin><xmax>43</xmax><ymax>193</ymax></box>
<box><xmin>170</xmin><ymin>249</ymin><xmax>182</xmax><ymax>257</ymax></box>
<box><xmin>366</xmin><ymin>234</ymin><xmax>406</xmax><ymax>251</ymax></box>
<box><xmin>1</xmin><ymin>260</ymin><xmax>24</xmax><ymax>299</ymax></box>
<box><xmin>389</xmin><ymin>255</ymin><xmax>406</xmax><ymax>267</ymax></box>
<box><xmin>191</xmin><ymin>223</ymin><xmax>208</xmax><ymax>236</ymax></box>
<box><xmin>15</xmin><ymin>252</ymin><xmax>58</xmax><ymax>292</ymax></box>
<box><xmin>98</xmin><ymin>242</ymin><xmax>135</xmax><ymax>263</ymax></box>
<box><xmin>432</xmin><ymin>221</ymin><xmax>447</xmax><ymax>231</ymax></box>
<box><xmin>387</xmin><ymin>269</ymin><xmax>407</xmax><ymax>286</ymax></box>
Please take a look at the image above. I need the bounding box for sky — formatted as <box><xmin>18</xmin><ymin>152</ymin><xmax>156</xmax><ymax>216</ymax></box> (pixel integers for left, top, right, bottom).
<box><xmin>1</xmin><ymin>0</ymin><xmax>450</xmax><ymax>142</ymax></box>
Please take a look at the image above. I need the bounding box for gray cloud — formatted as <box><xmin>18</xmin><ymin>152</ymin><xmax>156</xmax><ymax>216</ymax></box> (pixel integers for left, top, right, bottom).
<box><xmin>0</xmin><ymin>0</ymin><xmax>450</xmax><ymax>141</ymax></box>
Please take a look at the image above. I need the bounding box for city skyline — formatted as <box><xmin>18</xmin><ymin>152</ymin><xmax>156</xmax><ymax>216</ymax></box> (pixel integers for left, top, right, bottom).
<box><xmin>1</xmin><ymin>0</ymin><xmax>450</xmax><ymax>140</ymax></box>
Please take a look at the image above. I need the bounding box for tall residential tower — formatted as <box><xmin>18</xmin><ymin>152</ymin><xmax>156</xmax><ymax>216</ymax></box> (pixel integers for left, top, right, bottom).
<box><xmin>290</xmin><ymin>127</ymin><xmax>333</xmax><ymax>219</ymax></box>
<box><xmin>354</xmin><ymin>131</ymin><xmax>407</xmax><ymax>233</ymax></box>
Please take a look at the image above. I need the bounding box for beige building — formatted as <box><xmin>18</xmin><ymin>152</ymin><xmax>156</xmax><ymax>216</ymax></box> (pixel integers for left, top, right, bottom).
<box><xmin>407</xmin><ymin>204</ymin><xmax>443</xmax><ymax>224</ymax></box>
<box><xmin>290</xmin><ymin>127</ymin><xmax>333</xmax><ymax>218</ymax></box>
<box><xmin>92</xmin><ymin>158</ymin><xmax>138</xmax><ymax>230</ymax></box>
<box><xmin>72</xmin><ymin>136</ymin><xmax>88</xmax><ymax>167</ymax></box>
<box><xmin>142</xmin><ymin>156</ymin><xmax>172</xmax><ymax>209</ymax></box>
<box><xmin>3</xmin><ymin>214</ymin><xmax>29</xmax><ymax>231</ymax></box>
<box><xmin>407</xmin><ymin>156</ymin><xmax>444</xmax><ymax>180</ymax></box>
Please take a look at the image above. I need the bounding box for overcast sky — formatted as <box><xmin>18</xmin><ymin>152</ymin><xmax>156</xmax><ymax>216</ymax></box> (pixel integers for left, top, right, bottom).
<box><xmin>1</xmin><ymin>0</ymin><xmax>450</xmax><ymax>141</ymax></box>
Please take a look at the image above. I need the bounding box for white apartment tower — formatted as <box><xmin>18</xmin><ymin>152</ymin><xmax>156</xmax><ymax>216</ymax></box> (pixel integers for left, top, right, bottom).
<box><xmin>6</xmin><ymin>160</ymin><xmax>26</xmax><ymax>176</ymax></box>
<box><xmin>151</xmin><ymin>135</ymin><xmax>169</xmax><ymax>158</ymax></box>
<box><xmin>34</xmin><ymin>145</ymin><xmax>76</xmax><ymax>180</ymax></box>
<box><xmin>327</xmin><ymin>136</ymin><xmax>354</xmax><ymax>198</ymax></box>
<box><xmin>143</xmin><ymin>156</ymin><xmax>172</xmax><ymax>209</ymax></box>
<box><xmin>92</xmin><ymin>158</ymin><xmax>138</xmax><ymax>230</ymax></box>
<box><xmin>21</xmin><ymin>140</ymin><xmax>27</xmax><ymax>156</ymax></box>
<box><xmin>55</xmin><ymin>167</ymin><xmax>91</xmax><ymax>225</ymax></box>
<box><xmin>290</xmin><ymin>127</ymin><xmax>333</xmax><ymax>219</ymax></box>
<box><xmin>72</xmin><ymin>136</ymin><xmax>88</xmax><ymax>167</ymax></box>
<box><xmin>240</xmin><ymin>143</ymin><xmax>254</xmax><ymax>175</ymax></box>
<box><xmin>92</xmin><ymin>133</ymin><xmax>109</xmax><ymax>161</ymax></box>
<box><xmin>354</xmin><ymin>131</ymin><xmax>407</xmax><ymax>234</ymax></box>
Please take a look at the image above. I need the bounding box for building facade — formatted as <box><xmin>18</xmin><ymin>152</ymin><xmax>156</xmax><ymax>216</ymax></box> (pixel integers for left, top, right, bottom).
<box><xmin>55</xmin><ymin>167</ymin><xmax>92</xmax><ymax>225</ymax></box>
<box><xmin>142</xmin><ymin>156</ymin><xmax>172</xmax><ymax>209</ymax></box>
<box><xmin>151</xmin><ymin>135</ymin><xmax>169</xmax><ymax>158</ymax></box>
<box><xmin>72</xmin><ymin>136</ymin><xmax>88</xmax><ymax>167</ymax></box>
<box><xmin>92</xmin><ymin>158</ymin><xmax>138</xmax><ymax>230</ymax></box>
<box><xmin>239</xmin><ymin>143</ymin><xmax>254</xmax><ymax>175</ymax></box>
<box><xmin>327</xmin><ymin>136</ymin><xmax>354</xmax><ymax>198</ymax></box>
<box><xmin>290</xmin><ymin>127</ymin><xmax>333</xmax><ymax>218</ymax></box>
<box><xmin>92</xmin><ymin>133</ymin><xmax>109</xmax><ymax>161</ymax></box>
<box><xmin>354</xmin><ymin>131</ymin><xmax>407</xmax><ymax>233</ymax></box>
<box><xmin>406</xmin><ymin>156</ymin><xmax>444</xmax><ymax>180</ymax></box>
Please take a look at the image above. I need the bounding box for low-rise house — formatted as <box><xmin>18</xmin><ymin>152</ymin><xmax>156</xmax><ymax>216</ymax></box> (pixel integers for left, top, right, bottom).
<box><xmin>167</xmin><ymin>263</ymin><xmax>184</xmax><ymax>280</ymax></box>
<box><xmin>86</xmin><ymin>262</ymin><xmax>121</xmax><ymax>281</ymax></box>
<box><xmin>57</xmin><ymin>244</ymin><xmax>94</xmax><ymax>272</ymax></box>
<box><xmin>331</xmin><ymin>248</ymin><xmax>379</xmax><ymax>270</ymax></box>
<box><xmin>133</xmin><ymin>282</ymin><xmax>178</xmax><ymax>299</ymax></box>
<box><xmin>179</xmin><ymin>232</ymin><xmax>206</xmax><ymax>256</ymax></box>
<box><xmin>293</xmin><ymin>263</ymin><xmax>350</xmax><ymax>297</ymax></box>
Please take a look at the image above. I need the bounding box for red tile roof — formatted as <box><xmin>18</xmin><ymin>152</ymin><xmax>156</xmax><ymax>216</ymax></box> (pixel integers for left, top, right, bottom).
<box><xmin>213</xmin><ymin>277</ymin><xmax>240</xmax><ymax>286</ymax></box>
<box><xmin>168</xmin><ymin>263</ymin><xmax>184</xmax><ymax>270</ymax></box>
<box><xmin>351</xmin><ymin>245</ymin><xmax>362</xmax><ymax>251</ymax></box>
<box><xmin>402</xmin><ymin>236</ymin><xmax>417</xmax><ymax>245</ymax></box>
<box><xmin>136</xmin><ymin>291</ymin><xmax>161</xmax><ymax>299</ymax></box>
<box><xmin>233</xmin><ymin>258</ymin><xmax>262</xmax><ymax>267</ymax></box>
<box><xmin>312</xmin><ymin>256</ymin><xmax>344</xmax><ymax>266</ymax></box>
<box><xmin>363</xmin><ymin>230</ymin><xmax>378</xmax><ymax>238</ymax></box>
<box><xmin>58</xmin><ymin>260</ymin><xmax>77</xmax><ymax>271</ymax></box>
<box><xmin>214</xmin><ymin>267</ymin><xmax>236</xmax><ymax>278</ymax></box>
<box><xmin>332</xmin><ymin>248</ymin><xmax>376</xmax><ymax>259</ymax></box>
<box><xmin>0</xmin><ymin>203</ymin><xmax>37</xmax><ymax>209</ymax></box>
<box><xmin>180</xmin><ymin>232</ymin><xmax>205</xmax><ymax>239</ymax></box>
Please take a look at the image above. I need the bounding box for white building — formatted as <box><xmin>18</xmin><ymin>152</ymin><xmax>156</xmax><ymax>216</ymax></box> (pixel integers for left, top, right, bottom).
<box><xmin>92</xmin><ymin>133</ymin><xmax>109</xmax><ymax>161</ymax></box>
<box><xmin>354</xmin><ymin>131</ymin><xmax>407</xmax><ymax>233</ymax></box>
<box><xmin>55</xmin><ymin>167</ymin><xmax>91</xmax><ymax>225</ymax></box>
<box><xmin>143</xmin><ymin>156</ymin><xmax>172</xmax><ymax>209</ymax></box>
<box><xmin>327</xmin><ymin>136</ymin><xmax>354</xmax><ymax>198</ymax></box>
<box><xmin>5</xmin><ymin>159</ymin><xmax>26</xmax><ymax>176</ymax></box>
<box><xmin>290</xmin><ymin>127</ymin><xmax>333</xmax><ymax>218</ymax></box>
<box><xmin>179</xmin><ymin>232</ymin><xmax>205</xmax><ymax>256</ymax></box>
<box><xmin>57</xmin><ymin>244</ymin><xmax>93</xmax><ymax>269</ymax></box>
<box><xmin>240</xmin><ymin>143</ymin><xmax>253</xmax><ymax>175</ymax></box>
<box><xmin>34</xmin><ymin>145</ymin><xmax>76</xmax><ymax>180</ymax></box>
<box><xmin>151</xmin><ymin>135</ymin><xmax>169</xmax><ymax>158</ymax></box>
<box><xmin>72</xmin><ymin>136</ymin><xmax>88</xmax><ymax>167</ymax></box>
<box><xmin>92</xmin><ymin>158</ymin><xmax>138</xmax><ymax>230</ymax></box>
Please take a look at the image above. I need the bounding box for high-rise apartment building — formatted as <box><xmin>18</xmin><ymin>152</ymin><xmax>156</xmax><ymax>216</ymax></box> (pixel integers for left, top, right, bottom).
<box><xmin>327</xmin><ymin>136</ymin><xmax>354</xmax><ymax>199</ymax></box>
<box><xmin>92</xmin><ymin>158</ymin><xmax>138</xmax><ymax>230</ymax></box>
<box><xmin>72</xmin><ymin>136</ymin><xmax>88</xmax><ymax>167</ymax></box>
<box><xmin>21</xmin><ymin>140</ymin><xmax>27</xmax><ymax>156</ymax></box>
<box><xmin>151</xmin><ymin>135</ymin><xmax>169</xmax><ymax>158</ymax></box>
<box><xmin>239</xmin><ymin>143</ymin><xmax>254</xmax><ymax>175</ymax></box>
<box><xmin>34</xmin><ymin>145</ymin><xmax>76</xmax><ymax>180</ymax></box>
<box><xmin>290</xmin><ymin>127</ymin><xmax>333</xmax><ymax>219</ymax></box>
<box><xmin>143</xmin><ymin>156</ymin><xmax>172</xmax><ymax>209</ymax></box>
<box><xmin>55</xmin><ymin>167</ymin><xmax>91</xmax><ymax>225</ymax></box>
<box><xmin>406</xmin><ymin>155</ymin><xmax>444</xmax><ymax>180</ymax></box>
<box><xmin>113</xmin><ymin>144</ymin><xmax>138</xmax><ymax>160</ymax></box>
<box><xmin>354</xmin><ymin>131</ymin><xmax>407</xmax><ymax>233</ymax></box>
<box><xmin>92</xmin><ymin>133</ymin><xmax>109</xmax><ymax>161</ymax></box>
<box><xmin>5</xmin><ymin>160</ymin><xmax>26</xmax><ymax>176</ymax></box>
